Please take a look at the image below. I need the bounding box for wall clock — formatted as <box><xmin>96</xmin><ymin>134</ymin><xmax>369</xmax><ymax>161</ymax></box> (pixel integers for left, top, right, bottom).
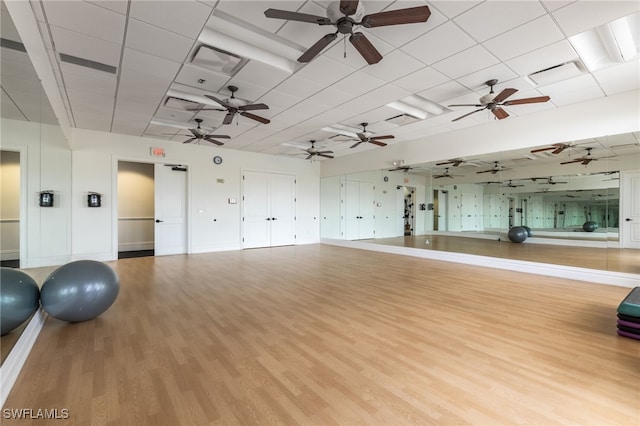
<box><xmin>213</xmin><ymin>155</ymin><xmax>223</xmax><ymax>165</ymax></box>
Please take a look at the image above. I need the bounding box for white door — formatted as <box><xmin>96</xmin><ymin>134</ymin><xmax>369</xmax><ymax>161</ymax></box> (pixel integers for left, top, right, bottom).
<box><xmin>243</xmin><ymin>171</ymin><xmax>296</xmax><ymax>248</ymax></box>
<box><xmin>344</xmin><ymin>180</ymin><xmax>361</xmax><ymax>240</ymax></box>
<box><xmin>620</xmin><ymin>170</ymin><xmax>640</xmax><ymax>249</ymax></box>
<box><xmin>269</xmin><ymin>173</ymin><xmax>296</xmax><ymax>247</ymax></box>
<box><xmin>395</xmin><ymin>186</ymin><xmax>405</xmax><ymax>237</ymax></box>
<box><xmin>154</xmin><ymin>164</ymin><xmax>187</xmax><ymax>256</ymax></box>
<box><xmin>359</xmin><ymin>182</ymin><xmax>375</xmax><ymax>239</ymax></box>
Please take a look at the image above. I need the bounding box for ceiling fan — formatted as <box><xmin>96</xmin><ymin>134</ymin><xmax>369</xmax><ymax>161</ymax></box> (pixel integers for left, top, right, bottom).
<box><xmin>338</xmin><ymin>122</ymin><xmax>394</xmax><ymax>148</ymax></box>
<box><xmin>264</xmin><ymin>0</ymin><xmax>431</xmax><ymax>64</ymax></box>
<box><xmin>433</xmin><ymin>168</ymin><xmax>463</xmax><ymax>179</ymax></box>
<box><xmin>560</xmin><ymin>148</ymin><xmax>613</xmax><ymax>165</ymax></box>
<box><xmin>192</xmin><ymin>86</ymin><xmax>270</xmax><ymax>125</ymax></box>
<box><xmin>175</xmin><ymin>118</ymin><xmax>230</xmax><ymax>145</ymax></box>
<box><xmin>476</xmin><ymin>161</ymin><xmax>511</xmax><ymax>174</ymax></box>
<box><xmin>295</xmin><ymin>140</ymin><xmax>334</xmax><ymax>160</ymax></box>
<box><xmin>532</xmin><ymin>176</ymin><xmax>568</xmax><ymax>185</ymax></box>
<box><xmin>502</xmin><ymin>180</ymin><xmax>524</xmax><ymax>188</ymax></box>
<box><xmin>435</xmin><ymin>158</ymin><xmax>468</xmax><ymax>167</ymax></box>
<box><xmin>449</xmin><ymin>79</ymin><xmax>551</xmax><ymax>122</ymax></box>
<box><xmin>530</xmin><ymin>143</ymin><xmax>574</xmax><ymax>155</ymax></box>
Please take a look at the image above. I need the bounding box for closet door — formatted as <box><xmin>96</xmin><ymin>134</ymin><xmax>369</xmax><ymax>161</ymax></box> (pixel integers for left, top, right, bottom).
<box><xmin>154</xmin><ymin>164</ymin><xmax>187</xmax><ymax>256</ymax></box>
<box><xmin>269</xmin><ymin>173</ymin><xmax>296</xmax><ymax>247</ymax></box>
<box><xmin>358</xmin><ymin>182</ymin><xmax>375</xmax><ymax>239</ymax></box>
<box><xmin>243</xmin><ymin>171</ymin><xmax>271</xmax><ymax>249</ymax></box>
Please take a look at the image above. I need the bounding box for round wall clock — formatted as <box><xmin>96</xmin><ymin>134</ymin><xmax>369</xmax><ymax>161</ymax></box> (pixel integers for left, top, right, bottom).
<box><xmin>383</xmin><ymin>176</ymin><xmax>389</xmax><ymax>182</ymax></box>
<box><xmin>213</xmin><ymin>155</ymin><xmax>223</xmax><ymax>165</ymax></box>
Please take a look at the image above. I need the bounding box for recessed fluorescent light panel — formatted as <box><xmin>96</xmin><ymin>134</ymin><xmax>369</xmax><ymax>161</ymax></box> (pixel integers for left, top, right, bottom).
<box><xmin>164</xmin><ymin>96</ymin><xmax>200</xmax><ymax>110</ymax></box>
<box><xmin>387</xmin><ymin>95</ymin><xmax>446</xmax><ymax>120</ymax></box>
<box><xmin>526</xmin><ymin>61</ymin><xmax>585</xmax><ymax>86</ymax></box>
<box><xmin>569</xmin><ymin>12</ymin><xmax>639</xmax><ymax>71</ymax></box>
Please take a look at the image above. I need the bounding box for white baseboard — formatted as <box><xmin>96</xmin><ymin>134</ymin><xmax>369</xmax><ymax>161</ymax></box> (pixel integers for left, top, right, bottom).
<box><xmin>117</xmin><ymin>242</ymin><xmax>154</xmax><ymax>252</ymax></box>
<box><xmin>0</xmin><ymin>249</ymin><xmax>19</xmax><ymax>261</ymax></box>
<box><xmin>321</xmin><ymin>238</ymin><xmax>639</xmax><ymax>288</ymax></box>
<box><xmin>0</xmin><ymin>308</ymin><xmax>47</xmax><ymax>407</ymax></box>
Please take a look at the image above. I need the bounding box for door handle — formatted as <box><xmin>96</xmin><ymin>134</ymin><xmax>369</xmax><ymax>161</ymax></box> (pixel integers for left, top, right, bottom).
<box><xmin>626</xmin><ymin>218</ymin><xmax>633</xmax><ymax>221</ymax></box>
<box><xmin>271</xmin><ymin>217</ymin><xmax>277</xmax><ymax>221</ymax></box>
<box><xmin>265</xmin><ymin>218</ymin><xmax>271</xmax><ymax>221</ymax></box>
<box><xmin>155</xmin><ymin>219</ymin><xmax>163</xmax><ymax>223</ymax></box>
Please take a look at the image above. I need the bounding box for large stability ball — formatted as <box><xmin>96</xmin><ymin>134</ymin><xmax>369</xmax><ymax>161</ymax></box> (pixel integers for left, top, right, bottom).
<box><xmin>41</xmin><ymin>260</ymin><xmax>119</xmax><ymax>322</ymax></box>
<box><xmin>1</xmin><ymin>268</ymin><xmax>40</xmax><ymax>335</ymax></box>
<box><xmin>522</xmin><ymin>226</ymin><xmax>533</xmax><ymax>237</ymax></box>
<box><xmin>508</xmin><ymin>226</ymin><xmax>528</xmax><ymax>243</ymax></box>
<box><xmin>583</xmin><ymin>221</ymin><xmax>598</xmax><ymax>232</ymax></box>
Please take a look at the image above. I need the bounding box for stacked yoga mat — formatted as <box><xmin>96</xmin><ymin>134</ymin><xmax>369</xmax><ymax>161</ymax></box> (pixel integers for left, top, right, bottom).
<box><xmin>617</xmin><ymin>287</ymin><xmax>640</xmax><ymax>340</ymax></box>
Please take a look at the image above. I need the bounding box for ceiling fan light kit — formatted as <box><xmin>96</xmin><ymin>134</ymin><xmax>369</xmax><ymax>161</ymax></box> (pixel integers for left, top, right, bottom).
<box><xmin>179</xmin><ymin>118</ymin><xmax>231</xmax><ymax>146</ymax></box>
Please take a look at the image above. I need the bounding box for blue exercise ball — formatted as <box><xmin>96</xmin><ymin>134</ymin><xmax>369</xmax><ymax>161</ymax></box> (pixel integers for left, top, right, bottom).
<box><xmin>508</xmin><ymin>226</ymin><xmax>528</xmax><ymax>243</ymax></box>
<box><xmin>1</xmin><ymin>268</ymin><xmax>40</xmax><ymax>335</ymax></box>
<box><xmin>522</xmin><ymin>226</ymin><xmax>532</xmax><ymax>237</ymax></box>
<box><xmin>41</xmin><ymin>260</ymin><xmax>119</xmax><ymax>322</ymax></box>
<box><xmin>583</xmin><ymin>221</ymin><xmax>598</xmax><ymax>232</ymax></box>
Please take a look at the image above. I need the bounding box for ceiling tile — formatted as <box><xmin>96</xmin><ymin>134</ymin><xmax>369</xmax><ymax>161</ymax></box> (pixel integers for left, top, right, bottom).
<box><xmin>483</xmin><ymin>15</ymin><xmax>565</xmax><ymax>62</ymax></box>
<box><xmin>174</xmin><ymin>64</ymin><xmax>230</xmax><ymax>93</ymax></box>
<box><xmin>306</xmin><ymin>86</ymin><xmax>358</xmax><ymax>108</ymax></box>
<box><xmin>455</xmin><ymin>63</ymin><xmax>518</xmax><ymax>91</ymax></box>
<box><xmin>551</xmin><ymin>1</ymin><xmax>640</xmax><ymax>36</ymax></box>
<box><xmin>329</xmin><ymin>70</ymin><xmax>387</xmax><ymax>96</ymax></box>
<box><xmin>126</xmin><ymin>19</ymin><xmax>195</xmax><ymax>63</ymax></box>
<box><xmin>540</xmin><ymin>1</ymin><xmax>574</xmax><ymax>12</ymax></box>
<box><xmin>505</xmin><ymin>40</ymin><xmax>579</xmax><ymax>77</ymax></box>
<box><xmin>295</xmin><ymin>55</ymin><xmax>357</xmax><ymax>86</ymax></box>
<box><xmin>50</xmin><ymin>26</ymin><xmax>121</xmax><ymax>67</ymax></box>
<box><xmin>401</xmin><ymin>21</ymin><xmax>475</xmax><ymax>65</ymax></box>
<box><xmin>130</xmin><ymin>0</ymin><xmax>213</xmax><ymax>38</ymax></box>
<box><xmin>42</xmin><ymin>1</ymin><xmax>125</xmax><ymax>44</ymax></box>
<box><xmin>273</xmin><ymin>74</ymin><xmax>325</xmax><ymax>98</ymax></box>
<box><xmin>218</xmin><ymin>0</ymin><xmax>305</xmax><ymax>33</ymax></box>
<box><xmin>367</xmin><ymin>2</ymin><xmax>447</xmax><ymax>48</ymax></box>
<box><xmin>60</xmin><ymin>62</ymin><xmax>117</xmax><ymax>96</ymax></box>
<box><xmin>232</xmin><ymin>60</ymin><xmax>292</xmax><ymax>90</ymax></box>
<box><xmin>593</xmin><ymin>60</ymin><xmax>640</xmax><ymax>95</ymax></box>
<box><xmin>388</xmin><ymin>66</ymin><xmax>449</xmax><ymax>94</ymax></box>
<box><xmin>121</xmin><ymin>48</ymin><xmax>181</xmax><ymax>80</ymax></box>
<box><xmin>430</xmin><ymin>1</ymin><xmax>480</xmax><ymax>19</ymax></box>
<box><xmin>87</xmin><ymin>1</ymin><xmax>128</xmax><ymax>15</ymax></box>
<box><xmin>361</xmin><ymin>49</ymin><xmax>425</xmax><ymax>81</ymax></box>
<box><xmin>432</xmin><ymin>44</ymin><xmax>499</xmax><ymax>80</ymax></box>
<box><xmin>540</xmin><ymin>74</ymin><xmax>604</xmax><ymax>106</ymax></box>
<box><xmin>418</xmin><ymin>80</ymin><xmax>470</xmax><ymax>103</ymax></box>
<box><xmin>453</xmin><ymin>1</ymin><xmax>547</xmax><ymax>42</ymax></box>
<box><xmin>256</xmin><ymin>89</ymin><xmax>304</xmax><ymax>112</ymax></box>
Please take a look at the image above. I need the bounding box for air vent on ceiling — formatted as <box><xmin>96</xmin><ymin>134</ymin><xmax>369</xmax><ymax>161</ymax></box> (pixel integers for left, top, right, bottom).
<box><xmin>59</xmin><ymin>53</ymin><xmax>117</xmax><ymax>74</ymax></box>
<box><xmin>527</xmin><ymin>61</ymin><xmax>584</xmax><ymax>86</ymax></box>
<box><xmin>191</xmin><ymin>45</ymin><xmax>244</xmax><ymax>75</ymax></box>
<box><xmin>164</xmin><ymin>96</ymin><xmax>200</xmax><ymax>110</ymax></box>
<box><xmin>386</xmin><ymin>114</ymin><xmax>421</xmax><ymax>126</ymax></box>
<box><xmin>1</xmin><ymin>38</ymin><xmax>27</xmax><ymax>52</ymax></box>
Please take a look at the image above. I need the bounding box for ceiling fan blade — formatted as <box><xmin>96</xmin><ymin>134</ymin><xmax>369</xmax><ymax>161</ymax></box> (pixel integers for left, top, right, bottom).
<box><xmin>503</xmin><ymin>96</ymin><xmax>551</xmax><ymax>105</ymax></box>
<box><xmin>239</xmin><ymin>103</ymin><xmax>269</xmax><ymax>111</ymax></box>
<box><xmin>349</xmin><ymin>32</ymin><xmax>382</xmax><ymax>65</ymax></box>
<box><xmin>264</xmin><ymin>9</ymin><xmax>331</xmax><ymax>25</ymax></box>
<box><xmin>492</xmin><ymin>107</ymin><xmax>509</xmax><ymax>120</ymax></box>
<box><xmin>240</xmin><ymin>111</ymin><xmax>271</xmax><ymax>124</ymax></box>
<box><xmin>340</xmin><ymin>0</ymin><xmax>359</xmax><ymax>16</ymax></box>
<box><xmin>561</xmin><ymin>159</ymin><xmax>582</xmax><ymax>165</ymax></box>
<box><xmin>448</xmin><ymin>103</ymin><xmax>483</xmax><ymax>107</ymax></box>
<box><xmin>350</xmin><ymin>141</ymin><xmax>363</xmax><ymax>148</ymax></box>
<box><xmin>208</xmin><ymin>135</ymin><xmax>231</xmax><ymax>139</ymax></box>
<box><xmin>552</xmin><ymin>146</ymin><xmax>569</xmax><ymax>154</ymax></box>
<box><xmin>205</xmin><ymin>94</ymin><xmax>231</xmax><ymax>108</ymax></box>
<box><xmin>186</xmin><ymin>107</ymin><xmax>226</xmax><ymax>112</ymax></box>
<box><xmin>530</xmin><ymin>146</ymin><xmax>556</xmax><ymax>153</ymax></box>
<box><xmin>189</xmin><ymin>128</ymin><xmax>199</xmax><ymax>137</ymax></box>
<box><xmin>204</xmin><ymin>137</ymin><xmax>225</xmax><ymax>146</ymax></box>
<box><xmin>317</xmin><ymin>150</ymin><xmax>334</xmax><ymax>155</ymax></box>
<box><xmin>299</xmin><ymin>33</ymin><xmax>338</xmax><ymax>63</ymax></box>
<box><xmin>305</xmin><ymin>154</ymin><xmax>313</xmax><ymax>160</ymax></box>
<box><xmin>582</xmin><ymin>159</ymin><xmax>594</xmax><ymax>165</ymax></box>
<box><xmin>492</xmin><ymin>88</ymin><xmax>518</xmax><ymax>103</ymax></box>
<box><xmin>370</xmin><ymin>135</ymin><xmax>394</xmax><ymax>140</ymax></box>
<box><xmin>369</xmin><ymin>140</ymin><xmax>387</xmax><ymax>147</ymax></box>
<box><xmin>361</xmin><ymin>5</ymin><xmax>431</xmax><ymax>28</ymax></box>
<box><xmin>222</xmin><ymin>112</ymin><xmax>235</xmax><ymax>125</ymax></box>
<box><xmin>436</xmin><ymin>161</ymin><xmax>454</xmax><ymax>165</ymax></box>
<box><xmin>452</xmin><ymin>107</ymin><xmax>485</xmax><ymax>122</ymax></box>
<box><xmin>183</xmin><ymin>138</ymin><xmax>197</xmax><ymax>144</ymax></box>
<box><xmin>318</xmin><ymin>153</ymin><xmax>335</xmax><ymax>159</ymax></box>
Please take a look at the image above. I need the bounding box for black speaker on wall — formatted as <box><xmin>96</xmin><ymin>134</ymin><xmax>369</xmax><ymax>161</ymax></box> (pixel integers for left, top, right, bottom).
<box><xmin>87</xmin><ymin>192</ymin><xmax>102</xmax><ymax>207</ymax></box>
<box><xmin>39</xmin><ymin>191</ymin><xmax>54</xmax><ymax>207</ymax></box>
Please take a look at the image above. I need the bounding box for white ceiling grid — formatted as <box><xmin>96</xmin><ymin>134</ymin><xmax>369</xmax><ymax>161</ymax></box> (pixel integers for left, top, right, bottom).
<box><xmin>6</xmin><ymin>0</ymin><xmax>640</xmax><ymax>160</ymax></box>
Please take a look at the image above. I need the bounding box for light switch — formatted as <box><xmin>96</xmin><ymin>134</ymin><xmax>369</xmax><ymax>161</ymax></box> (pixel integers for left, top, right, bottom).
<box><xmin>228</xmin><ymin>198</ymin><xmax>237</xmax><ymax>204</ymax></box>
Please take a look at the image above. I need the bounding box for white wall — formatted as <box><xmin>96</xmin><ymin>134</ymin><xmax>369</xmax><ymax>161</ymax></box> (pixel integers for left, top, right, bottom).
<box><xmin>70</xmin><ymin>128</ymin><xmax>321</xmax><ymax>261</ymax></box>
<box><xmin>1</xmin><ymin>150</ymin><xmax>20</xmax><ymax>260</ymax></box>
<box><xmin>1</xmin><ymin>119</ymin><xmax>71</xmax><ymax>268</ymax></box>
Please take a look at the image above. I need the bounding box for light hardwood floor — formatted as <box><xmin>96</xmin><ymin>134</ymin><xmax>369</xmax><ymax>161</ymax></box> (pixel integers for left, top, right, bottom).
<box><xmin>3</xmin><ymin>245</ymin><xmax>639</xmax><ymax>425</ymax></box>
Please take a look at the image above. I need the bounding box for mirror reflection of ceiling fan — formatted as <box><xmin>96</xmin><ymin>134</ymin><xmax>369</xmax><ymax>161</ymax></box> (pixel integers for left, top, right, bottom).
<box><xmin>502</xmin><ymin>180</ymin><xmax>524</xmax><ymax>188</ymax></box>
<box><xmin>560</xmin><ymin>148</ymin><xmax>614</xmax><ymax>165</ymax></box>
<box><xmin>175</xmin><ymin>118</ymin><xmax>231</xmax><ymax>145</ymax></box>
<box><xmin>433</xmin><ymin>168</ymin><xmax>463</xmax><ymax>179</ymax></box>
<box><xmin>530</xmin><ymin>143</ymin><xmax>575</xmax><ymax>155</ymax></box>
<box><xmin>476</xmin><ymin>161</ymin><xmax>511</xmax><ymax>174</ymax></box>
<box><xmin>264</xmin><ymin>0</ymin><xmax>431</xmax><ymax>64</ymax></box>
<box><xmin>190</xmin><ymin>86</ymin><xmax>270</xmax><ymax>125</ymax></box>
<box><xmin>449</xmin><ymin>79</ymin><xmax>551</xmax><ymax>122</ymax></box>
<box><xmin>531</xmin><ymin>176</ymin><xmax>568</xmax><ymax>185</ymax></box>
<box><xmin>435</xmin><ymin>158</ymin><xmax>468</xmax><ymax>167</ymax></box>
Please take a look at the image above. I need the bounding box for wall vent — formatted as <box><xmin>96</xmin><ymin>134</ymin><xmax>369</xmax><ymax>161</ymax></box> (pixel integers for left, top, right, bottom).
<box><xmin>191</xmin><ymin>45</ymin><xmax>244</xmax><ymax>75</ymax></box>
<box><xmin>0</xmin><ymin>38</ymin><xmax>26</xmax><ymax>52</ymax></box>
<box><xmin>59</xmin><ymin>53</ymin><xmax>117</xmax><ymax>74</ymax></box>
<box><xmin>527</xmin><ymin>61</ymin><xmax>584</xmax><ymax>86</ymax></box>
<box><xmin>385</xmin><ymin>114</ymin><xmax>420</xmax><ymax>126</ymax></box>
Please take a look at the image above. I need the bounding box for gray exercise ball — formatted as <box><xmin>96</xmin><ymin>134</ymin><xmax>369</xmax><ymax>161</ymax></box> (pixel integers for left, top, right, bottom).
<box><xmin>1</xmin><ymin>267</ymin><xmax>40</xmax><ymax>335</ymax></box>
<box><xmin>522</xmin><ymin>226</ymin><xmax>532</xmax><ymax>237</ymax></box>
<box><xmin>583</xmin><ymin>221</ymin><xmax>598</xmax><ymax>232</ymax></box>
<box><xmin>508</xmin><ymin>226</ymin><xmax>528</xmax><ymax>243</ymax></box>
<box><xmin>41</xmin><ymin>260</ymin><xmax>119</xmax><ymax>322</ymax></box>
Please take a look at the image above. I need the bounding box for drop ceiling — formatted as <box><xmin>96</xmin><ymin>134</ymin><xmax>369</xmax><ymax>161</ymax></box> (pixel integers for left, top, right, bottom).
<box><xmin>1</xmin><ymin>0</ymin><xmax>639</xmax><ymax>162</ymax></box>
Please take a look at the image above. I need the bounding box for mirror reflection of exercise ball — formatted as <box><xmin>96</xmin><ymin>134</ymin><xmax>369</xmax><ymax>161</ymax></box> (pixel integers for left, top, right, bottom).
<box><xmin>41</xmin><ymin>260</ymin><xmax>119</xmax><ymax>322</ymax></box>
<box><xmin>1</xmin><ymin>268</ymin><xmax>40</xmax><ymax>335</ymax></box>
<box><xmin>583</xmin><ymin>221</ymin><xmax>598</xmax><ymax>232</ymax></box>
<box><xmin>522</xmin><ymin>226</ymin><xmax>532</xmax><ymax>237</ymax></box>
<box><xmin>508</xmin><ymin>226</ymin><xmax>528</xmax><ymax>243</ymax></box>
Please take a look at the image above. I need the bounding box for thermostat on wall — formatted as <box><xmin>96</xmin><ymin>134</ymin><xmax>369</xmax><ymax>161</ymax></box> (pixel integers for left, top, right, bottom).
<box><xmin>213</xmin><ymin>155</ymin><xmax>223</xmax><ymax>165</ymax></box>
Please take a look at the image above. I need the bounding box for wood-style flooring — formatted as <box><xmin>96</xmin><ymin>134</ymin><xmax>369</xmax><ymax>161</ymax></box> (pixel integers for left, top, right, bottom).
<box><xmin>371</xmin><ymin>234</ymin><xmax>640</xmax><ymax>274</ymax></box>
<box><xmin>3</xmin><ymin>245</ymin><xmax>639</xmax><ymax>425</ymax></box>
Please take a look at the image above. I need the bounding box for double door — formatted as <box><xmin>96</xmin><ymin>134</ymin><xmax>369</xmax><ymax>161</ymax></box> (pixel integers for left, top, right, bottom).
<box><xmin>344</xmin><ymin>180</ymin><xmax>375</xmax><ymax>240</ymax></box>
<box><xmin>243</xmin><ymin>171</ymin><xmax>296</xmax><ymax>248</ymax></box>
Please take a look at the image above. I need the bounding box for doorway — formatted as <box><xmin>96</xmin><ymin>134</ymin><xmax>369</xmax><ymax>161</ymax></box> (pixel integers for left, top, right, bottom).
<box><xmin>401</xmin><ymin>186</ymin><xmax>416</xmax><ymax>236</ymax></box>
<box><xmin>0</xmin><ymin>150</ymin><xmax>20</xmax><ymax>268</ymax></box>
<box><xmin>433</xmin><ymin>189</ymin><xmax>448</xmax><ymax>231</ymax></box>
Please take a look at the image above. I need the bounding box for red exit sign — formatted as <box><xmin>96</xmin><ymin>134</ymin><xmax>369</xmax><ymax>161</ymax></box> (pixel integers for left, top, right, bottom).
<box><xmin>150</xmin><ymin>147</ymin><xmax>165</xmax><ymax>157</ymax></box>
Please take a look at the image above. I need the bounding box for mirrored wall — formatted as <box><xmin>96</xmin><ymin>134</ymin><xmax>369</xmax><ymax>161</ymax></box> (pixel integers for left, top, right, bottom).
<box><xmin>320</xmin><ymin>133</ymin><xmax>640</xmax><ymax>275</ymax></box>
